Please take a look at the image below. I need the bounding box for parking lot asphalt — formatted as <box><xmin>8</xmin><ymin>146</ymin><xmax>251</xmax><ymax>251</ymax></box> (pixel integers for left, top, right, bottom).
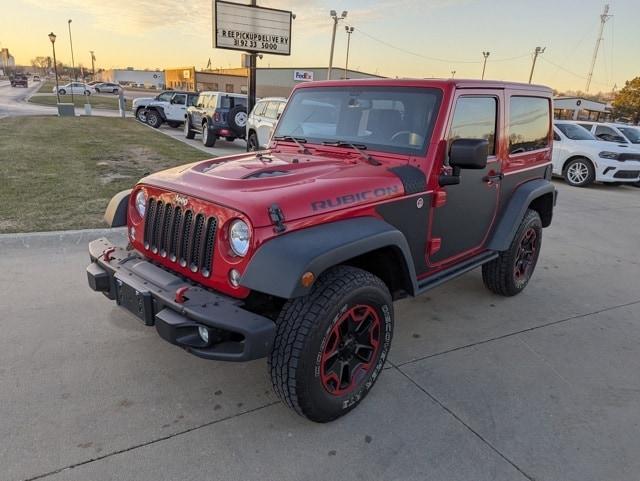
<box><xmin>1</xmin><ymin>181</ymin><xmax>639</xmax><ymax>481</ymax></box>
<box><xmin>150</xmin><ymin>121</ymin><xmax>248</xmax><ymax>157</ymax></box>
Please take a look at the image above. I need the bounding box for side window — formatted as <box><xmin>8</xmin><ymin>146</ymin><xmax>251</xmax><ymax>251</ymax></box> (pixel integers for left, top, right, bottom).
<box><xmin>448</xmin><ymin>96</ymin><xmax>497</xmax><ymax>156</ymax></box>
<box><xmin>509</xmin><ymin>96</ymin><xmax>550</xmax><ymax>154</ymax></box>
<box><xmin>187</xmin><ymin>95</ymin><xmax>198</xmax><ymax>107</ymax></box>
<box><xmin>253</xmin><ymin>101</ymin><xmax>267</xmax><ymax>117</ymax></box>
<box><xmin>264</xmin><ymin>102</ymin><xmax>280</xmax><ymax>120</ymax></box>
<box><xmin>172</xmin><ymin>94</ymin><xmax>186</xmax><ymax>105</ymax></box>
<box><xmin>553</xmin><ymin>131</ymin><xmax>561</xmax><ymax>141</ymax></box>
<box><xmin>594</xmin><ymin>125</ymin><xmax>624</xmax><ymax>142</ymax></box>
<box><xmin>578</xmin><ymin>123</ymin><xmax>593</xmax><ymax>131</ymax></box>
<box><xmin>158</xmin><ymin>92</ymin><xmax>173</xmax><ymax>102</ymax></box>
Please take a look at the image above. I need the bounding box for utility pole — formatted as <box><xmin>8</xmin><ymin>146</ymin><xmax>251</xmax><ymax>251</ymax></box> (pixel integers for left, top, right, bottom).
<box><xmin>585</xmin><ymin>4</ymin><xmax>612</xmax><ymax>93</ymax></box>
<box><xmin>247</xmin><ymin>0</ymin><xmax>257</xmax><ymax>115</ymax></box>
<box><xmin>344</xmin><ymin>26</ymin><xmax>354</xmax><ymax>79</ymax></box>
<box><xmin>90</xmin><ymin>51</ymin><xmax>96</xmax><ymax>80</ymax></box>
<box><xmin>528</xmin><ymin>46</ymin><xmax>545</xmax><ymax>84</ymax></box>
<box><xmin>68</xmin><ymin>19</ymin><xmax>76</xmax><ymax>103</ymax></box>
<box><xmin>328</xmin><ymin>10</ymin><xmax>347</xmax><ymax>80</ymax></box>
<box><xmin>481</xmin><ymin>51</ymin><xmax>490</xmax><ymax>80</ymax></box>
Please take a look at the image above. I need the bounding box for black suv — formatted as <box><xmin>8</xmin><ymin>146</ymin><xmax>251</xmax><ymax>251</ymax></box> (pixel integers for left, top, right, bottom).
<box><xmin>184</xmin><ymin>92</ymin><xmax>248</xmax><ymax>147</ymax></box>
<box><xmin>10</xmin><ymin>75</ymin><xmax>28</xmax><ymax>88</ymax></box>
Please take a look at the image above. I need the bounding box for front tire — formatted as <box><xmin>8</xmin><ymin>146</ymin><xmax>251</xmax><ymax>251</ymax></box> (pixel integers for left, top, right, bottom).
<box><xmin>563</xmin><ymin>157</ymin><xmax>595</xmax><ymax>187</ymax></box>
<box><xmin>269</xmin><ymin>266</ymin><xmax>394</xmax><ymax>423</ymax></box>
<box><xmin>135</xmin><ymin>108</ymin><xmax>147</xmax><ymax>123</ymax></box>
<box><xmin>482</xmin><ymin>209</ymin><xmax>542</xmax><ymax>297</ymax></box>
<box><xmin>146</xmin><ymin>109</ymin><xmax>162</xmax><ymax>128</ymax></box>
<box><xmin>59</xmin><ymin>89</ymin><xmax>66</xmax><ymax>95</ymax></box>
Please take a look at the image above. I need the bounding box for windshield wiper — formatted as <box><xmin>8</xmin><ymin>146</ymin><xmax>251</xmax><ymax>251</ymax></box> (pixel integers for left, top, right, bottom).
<box><xmin>322</xmin><ymin>141</ymin><xmax>382</xmax><ymax>166</ymax></box>
<box><xmin>272</xmin><ymin>135</ymin><xmax>310</xmax><ymax>154</ymax></box>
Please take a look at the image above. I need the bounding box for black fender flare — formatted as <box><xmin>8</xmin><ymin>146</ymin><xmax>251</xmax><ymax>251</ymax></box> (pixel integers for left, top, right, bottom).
<box><xmin>103</xmin><ymin>189</ymin><xmax>131</xmax><ymax>227</ymax></box>
<box><xmin>487</xmin><ymin>179</ymin><xmax>557</xmax><ymax>251</ymax></box>
<box><xmin>241</xmin><ymin>217</ymin><xmax>418</xmax><ymax>299</ymax></box>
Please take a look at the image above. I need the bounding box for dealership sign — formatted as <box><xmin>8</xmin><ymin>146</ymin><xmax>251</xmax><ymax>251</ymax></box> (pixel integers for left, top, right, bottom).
<box><xmin>294</xmin><ymin>70</ymin><xmax>313</xmax><ymax>82</ymax></box>
<box><xmin>213</xmin><ymin>1</ymin><xmax>292</xmax><ymax>56</ymax></box>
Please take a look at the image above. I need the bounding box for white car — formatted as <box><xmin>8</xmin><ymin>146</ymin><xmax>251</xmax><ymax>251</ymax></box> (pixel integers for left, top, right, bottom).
<box><xmin>144</xmin><ymin>91</ymin><xmax>198</xmax><ymax>129</ymax></box>
<box><xmin>552</xmin><ymin>121</ymin><xmax>640</xmax><ymax>187</ymax></box>
<box><xmin>576</xmin><ymin>121</ymin><xmax>640</xmax><ymax>147</ymax></box>
<box><xmin>246</xmin><ymin>97</ymin><xmax>287</xmax><ymax>151</ymax></box>
<box><xmin>53</xmin><ymin>82</ymin><xmax>94</xmax><ymax>96</ymax></box>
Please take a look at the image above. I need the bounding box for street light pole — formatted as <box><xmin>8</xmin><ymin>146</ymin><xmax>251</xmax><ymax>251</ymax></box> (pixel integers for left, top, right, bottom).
<box><xmin>528</xmin><ymin>46</ymin><xmax>545</xmax><ymax>84</ymax></box>
<box><xmin>48</xmin><ymin>32</ymin><xmax>60</xmax><ymax>104</ymax></box>
<box><xmin>90</xmin><ymin>50</ymin><xmax>95</xmax><ymax>80</ymax></box>
<box><xmin>344</xmin><ymin>26</ymin><xmax>354</xmax><ymax>79</ymax></box>
<box><xmin>328</xmin><ymin>10</ymin><xmax>347</xmax><ymax>80</ymax></box>
<box><xmin>481</xmin><ymin>51</ymin><xmax>490</xmax><ymax>80</ymax></box>
<box><xmin>68</xmin><ymin>19</ymin><xmax>76</xmax><ymax>103</ymax></box>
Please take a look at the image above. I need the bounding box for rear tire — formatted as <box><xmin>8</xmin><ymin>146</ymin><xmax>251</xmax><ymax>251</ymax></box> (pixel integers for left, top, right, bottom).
<box><xmin>269</xmin><ymin>266</ymin><xmax>393</xmax><ymax>423</ymax></box>
<box><xmin>482</xmin><ymin>209</ymin><xmax>542</xmax><ymax>297</ymax></box>
<box><xmin>146</xmin><ymin>109</ymin><xmax>162</xmax><ymax>128</ymax></box>
<box><xmin>563</xmin><ymin>157</ymin><xmax>595</xmax><ymax>187</ymax></box>
<box><xmin>202</xmin><ymin>122</ymin><xmax>216</xmax><ymax>147</ymax></box>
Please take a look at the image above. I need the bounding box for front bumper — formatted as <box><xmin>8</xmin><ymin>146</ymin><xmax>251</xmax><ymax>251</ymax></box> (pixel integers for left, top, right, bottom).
<box><xmin>87</xmin><ymin>238</ymin><xmax>275</xmax><ymax>362</ymax></box>
<box><xmin>596</xmin><ymin>159</ymin><xmax>640</xmax><ymax>183</ymax></box>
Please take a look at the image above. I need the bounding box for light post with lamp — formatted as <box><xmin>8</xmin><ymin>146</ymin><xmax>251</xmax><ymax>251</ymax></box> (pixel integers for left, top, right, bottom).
<box><xmin>344</xmin><ymin>25</ymin><xmax>354</xmax><ymax>79</ymax></box>
<box><xmin>48</xmin><ymin>32</ymin><xmax>60</xmax><ymax>104</ymax></box>
<box><xmin>328</xmin><ymin>10</ymin><xmax>347</xmax><ymax>80</ymax></box>
<box><xmin>68</xmin><ymin>19</ymin><xmax>76</xmax><ymax>103</ymax></box>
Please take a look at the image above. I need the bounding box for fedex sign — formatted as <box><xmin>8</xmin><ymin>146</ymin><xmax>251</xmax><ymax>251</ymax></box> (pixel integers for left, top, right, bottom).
<box><xmin>294</xmin><ymin>70</ymin><xmax>314</xmax><ymax>82</ymax></box>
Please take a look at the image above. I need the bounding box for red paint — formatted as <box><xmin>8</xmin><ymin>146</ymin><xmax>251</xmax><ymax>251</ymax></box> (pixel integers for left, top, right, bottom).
<box><xmin>102</xmin><ymin>247</ymin><xmax>116</xmax><ymax>262</ymax></box>
<box><xmin>175</xmin><ymin>286</ymin><xmax>189</xmax><ymax>304</ymax></box>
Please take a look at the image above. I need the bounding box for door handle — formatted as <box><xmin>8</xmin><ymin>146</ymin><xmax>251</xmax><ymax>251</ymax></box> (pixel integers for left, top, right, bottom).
<box><xmin>483</xmin><ymin>172</ymin><xmax>503</xmax><ymax>183</ymax></box>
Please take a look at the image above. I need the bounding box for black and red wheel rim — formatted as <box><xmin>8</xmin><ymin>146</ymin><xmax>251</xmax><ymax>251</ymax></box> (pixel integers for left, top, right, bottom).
<box><xmin>514</xmin><ymin>227</ymin><xmax>538</xmax><ymax>282</ymax></box>
<box><xmin>320</xmin><ymin>305</ymin><xmax>382</xmax><ymax>396</ymax></box>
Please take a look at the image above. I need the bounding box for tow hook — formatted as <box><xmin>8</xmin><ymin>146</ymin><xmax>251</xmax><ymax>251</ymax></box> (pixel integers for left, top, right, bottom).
<box><xmin>102</xmin><ymin>247</ymin><xmax>117</xmax><ymax>262</ymax></box>
<box><xmin>175</xmin><ymin>286</ymin><xmax>190</xmax><ymax>304</ymax></box>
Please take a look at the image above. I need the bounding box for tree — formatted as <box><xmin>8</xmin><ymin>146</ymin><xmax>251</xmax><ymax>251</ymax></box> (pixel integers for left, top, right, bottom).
<box><xmin>30</xmin><ymin>56</ymin><xmax>50</xmax><ymax>74</ymax></box>
<box><xmin>612</xmin><ymin>77</ymin><xmax>640</xmax><ymax>124</ymax></box>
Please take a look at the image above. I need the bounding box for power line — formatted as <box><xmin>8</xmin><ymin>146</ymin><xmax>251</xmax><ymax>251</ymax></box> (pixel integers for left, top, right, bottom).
<box><xmin>354</xmin><ymin>27</ymin><xmax>529</xmax><ymax>64</ymax></box>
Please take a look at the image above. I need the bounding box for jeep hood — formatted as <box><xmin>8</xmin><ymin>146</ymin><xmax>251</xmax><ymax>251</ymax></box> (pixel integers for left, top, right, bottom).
<box><xmin>140</xmin><ymin>150</ymin><xmax>407</xmax><ymax>227</ymax></box>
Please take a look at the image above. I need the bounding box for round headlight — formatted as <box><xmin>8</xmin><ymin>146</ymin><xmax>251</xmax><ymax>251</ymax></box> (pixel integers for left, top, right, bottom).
<box><xmin>229</xmin><ymin>219</ymin><xmax>251</xmax><ymax>257</ymax></box>
<box><xmin>135</xmin><ymin>190</ymin><xmax>147</xmax><ymax>217</ymax></box>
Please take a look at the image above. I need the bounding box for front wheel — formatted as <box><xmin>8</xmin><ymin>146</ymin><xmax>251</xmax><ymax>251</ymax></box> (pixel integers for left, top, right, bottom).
<box><xmin>59</xmin><ymin>89</ymin><xmax>66</xmax><ymax>95</ymax></box>
<box><xmin>135</xmin><ymin>108</ymin><xmax>147</xmax><ymax>123</ymax></box>
<box><xmin>482</xmin><ymin>209</ymin><xmax>542</xmax><ymax>296</ymax></box>
<box><xmin>564</xmin><ymin>157</ymin><xmax>595</xmax><ymax>187</ymax></box>
<box><xmin>146</xmin><ymin>109</ymin><xmax>162</xmax><ymax>128</ymax></box>
<box><xmin>269</xmin><ymin>266</ymin><xmax>394</xmax><ymax>423</ymax></box>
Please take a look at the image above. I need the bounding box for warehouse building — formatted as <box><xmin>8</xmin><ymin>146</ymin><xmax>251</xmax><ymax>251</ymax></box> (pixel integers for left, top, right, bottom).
<box><xmin>553</xmin><ymin>97</ymin><xmax>612</xmax><ymax>122</ymax></box>
<box><xmin>163</xmin><ymin>66</ymin><xmax>382</xmax><ymax>97</ymax></box>
<box><xmin>97</xmin><ymin>68</ymin><xmax>165</xmax><ymax>88</ymax></box>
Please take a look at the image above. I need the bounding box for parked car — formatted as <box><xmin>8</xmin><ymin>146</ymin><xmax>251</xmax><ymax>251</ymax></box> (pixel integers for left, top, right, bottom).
<box><xmin>10</xmin><ymin>75</ymin><xmax>28</xmax><ymax>87</ymax></box>
<box><xmin>94</xmin><ymin>82</ymin><xmax>121</xmax><ymax>94</ymax></box>
<box><xmin>144</xmin><ymin>91</ymin><xmax>198</xmax><ymax>129</ymax></box>
<box><xmin>88</xmin><ymin>79</ymin><xmax>557</xmax><ymax>422</ymax></box>
<box><xmin>552</xmin><ymin>121</ymin><xmax>640</xmax><ymax>187</ymax></box>
<box><xmin>32</xmin><ymin>75</ymin><xmax>41</xmax><ymax>82</ymax></box>
<box><xmin>185</xmin><ymin>92</ymin><xmax>248</xmax><ymax>147</ymax></box>
<box><xmin>576</xmin><ymin>120</ymin><xmax>640</xmax><ymax>146</ymax></box>
<box><xmin>246</xmin><ymin>97</ymin><xmax>287</xmax><ymax>151</ymax></box>
<box><xmin>53</xmin><ymin>82</ymin><xmax>94</xmax><ymax>96</ymax></box>
<box><xmin>132</xmin><ymin>91</ymin><xmax>181</xmax><ymax>123</ymax></box>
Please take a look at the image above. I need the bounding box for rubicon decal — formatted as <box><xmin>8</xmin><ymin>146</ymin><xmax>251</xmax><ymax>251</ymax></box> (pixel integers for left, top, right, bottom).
<box><xmin>311</xmin><ymin>186</ymin><xmax>400</xmax><ymax>211</ymax></box>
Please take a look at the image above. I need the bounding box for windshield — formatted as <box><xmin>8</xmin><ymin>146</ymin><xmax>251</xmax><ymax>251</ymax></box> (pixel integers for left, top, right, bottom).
<box><xmin>555</xmin><ymin>123</ymin><xmax>596</xmax><ymax>141</ymax></box>
<box><xmin>274</xmin><ymin>87</ymin><xmax>442</xmax><ymax>155</ymax></box>
<box><xmin>618</xmin><ymin>127</ymin><xmax>640</xmax><ymax>144</ymax></box>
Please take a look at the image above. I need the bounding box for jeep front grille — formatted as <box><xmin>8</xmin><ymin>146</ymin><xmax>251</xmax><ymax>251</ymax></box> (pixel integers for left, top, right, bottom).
<box><xmin>143</xmin><ymin>198</ymin><xmax>218</xmax><ymax>277</ymax></box>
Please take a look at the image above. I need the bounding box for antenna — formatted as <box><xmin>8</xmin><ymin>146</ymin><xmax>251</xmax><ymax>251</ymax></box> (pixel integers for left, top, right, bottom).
<box><xmin>585</xmin><ymin>4</ymin><xmax>612</xmax><ymax>93</ymax></box>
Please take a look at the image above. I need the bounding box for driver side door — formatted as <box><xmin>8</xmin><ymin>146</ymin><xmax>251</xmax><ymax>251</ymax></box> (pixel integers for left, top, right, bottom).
<box><xmin>429</xmin><ymin>93</ymin><xmax>502</xmax><ymax>265</ymax></box>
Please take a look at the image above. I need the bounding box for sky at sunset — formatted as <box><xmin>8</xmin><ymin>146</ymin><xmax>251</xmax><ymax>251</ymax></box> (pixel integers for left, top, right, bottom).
<box><xmin>1</xmin><ymin>0</ymin><xmax>637</xmax><ymax>92</ymax></box>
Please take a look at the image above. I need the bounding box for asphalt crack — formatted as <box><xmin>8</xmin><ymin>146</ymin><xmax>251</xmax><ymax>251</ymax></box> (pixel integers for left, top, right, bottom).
<box><xmin>22</xmin><ymin>401</ymin><xmax>280</xmax><ymax>481</ymax></box>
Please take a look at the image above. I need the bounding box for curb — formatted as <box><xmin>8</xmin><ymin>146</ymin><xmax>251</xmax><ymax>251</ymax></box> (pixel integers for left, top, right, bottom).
<box><xmin>0</xmin><ymin>227</ymin><xmax>127</xmax><ymax>249</ymax></box>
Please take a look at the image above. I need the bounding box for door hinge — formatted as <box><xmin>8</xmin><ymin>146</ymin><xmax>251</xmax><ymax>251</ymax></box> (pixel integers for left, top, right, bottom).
<box><xmin>268</xmin><ymin>204</ymin><xmax>287</xmax><ymax>234</ymax></box>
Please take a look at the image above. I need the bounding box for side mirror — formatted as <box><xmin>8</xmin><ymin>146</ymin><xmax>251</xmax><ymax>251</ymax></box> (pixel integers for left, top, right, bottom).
<box><xmin>439</xmin><ymin>139</ymin><xmax>488</xmax><ymax>186</ymax></box>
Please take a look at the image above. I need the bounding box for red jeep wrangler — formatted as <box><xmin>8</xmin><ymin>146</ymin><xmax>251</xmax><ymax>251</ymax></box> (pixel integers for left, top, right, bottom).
<box><xmin>88</xmin><ymin>79</ymin><xmax>556</xmax><ymax>422</ymax></box>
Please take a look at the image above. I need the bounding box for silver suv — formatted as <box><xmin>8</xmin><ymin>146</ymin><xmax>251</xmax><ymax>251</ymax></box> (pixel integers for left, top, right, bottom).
<box><xmin>246</xmin><ymin>97</ymin><xmax>287</xmax><ymax>151</ymax></box>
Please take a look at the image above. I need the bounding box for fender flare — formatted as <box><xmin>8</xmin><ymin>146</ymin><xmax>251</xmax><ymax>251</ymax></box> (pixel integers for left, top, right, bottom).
<box><xmin>487</xmin><ymin>179</ymin><xmax>556</xmax><ymax>251</ymax></box>
<box><xmin>103</xmin><ymin>189</ymin><xmax>131</xmax><ymax>227</ymax></box>
<box><xmin>241</xmin><ymin>217</ymin><xmax>418</xmax><ymax>299</ymax></box>
<box><xmin>146</xmin><ymin>106</ymin><xmax>166</xmax><ymax>121</ymax></box>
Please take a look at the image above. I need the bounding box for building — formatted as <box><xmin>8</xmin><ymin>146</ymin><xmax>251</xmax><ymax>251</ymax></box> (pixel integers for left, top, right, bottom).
<box><xmin>97</xmin><ymin>68</ymin><xmax>164</xmax><ymax>88</ymax></box>
<box><xmin>0</xmin><ymin>48</ymin><xmax>16</xmax><ymax>69</ymax></box>
<box><xmin>164</xmin><ymin>66</ymin><xmax>383</xmax><ymax>96</ymax></box>
<box><xmin>554</xmin><ymin>97</ymin><xmax>612</xmax><ymax>122</ymax></box>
